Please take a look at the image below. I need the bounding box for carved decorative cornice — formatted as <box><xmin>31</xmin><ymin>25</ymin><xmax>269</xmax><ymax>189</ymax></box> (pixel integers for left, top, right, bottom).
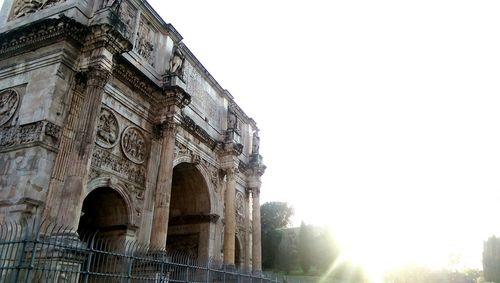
<box><xmin>83</xmin><ymin>23</ymin><xmax>132</xmax><ymax>56</ymax></box>
<box><xmin>113</xmin><ymin>57</ymin><xmax>159</xmax><ymax>97</ymax></box>
<box><xmin>223</xmin><ymin>140</ymin><xmax>244</xmax><ymax>156</ymax></box>
<box><xmin>0</xmin><ymin>16</ymin><xmax>89</xmax><ymax>59</ymax></box>
<box><xmin>247</xmin><ymin>155</ymin><xmax>266</xmax><ymax>178</ymax></box>
<box><xmin>180</xmin><ymin>114</ymin><xmax>219</xmax><ymax>150</ymax></box>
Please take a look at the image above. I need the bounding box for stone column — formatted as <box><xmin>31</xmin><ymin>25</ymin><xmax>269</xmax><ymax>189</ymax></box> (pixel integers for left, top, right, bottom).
<box><xmin>223</xmin><ymin>168</ymin><xmax>237</xmax><ymax>266</ymax></box>
<box><xmin>247</xmin><ymin>154</ymin><xmax>266</xmax><ymax>274</ymax></box>
<box><xmin>149</xmin><ymin>90</ymin><xmax>190</xmax><ymax>249</ymax></box>
<box><xmin>42</xmin><ymin>19</ymin><xmax>132</xmax><ymax>230</ymax></box>
<box><xmin>251</xmin><ymin>187</ymin><xmax>262</xmax><ymax>273</ymax></box>
<box><xmin>220</xmin><ymin>133</ymin><xmax>242</xmax><ymax>266</ymax></box>
<box><xmin>149</xmin><ymin>121</ymin><xmax>177</xmax><ymax>249</ymax></box>
<box><xmin>244</xmin><ymin>189</ymin><xmax>252</xmax><ymax>272</ymax></box>
<box><xmin>57</xmin><ymin>66</ymin><xmax>111</xmax><ymax>230</ymax></box>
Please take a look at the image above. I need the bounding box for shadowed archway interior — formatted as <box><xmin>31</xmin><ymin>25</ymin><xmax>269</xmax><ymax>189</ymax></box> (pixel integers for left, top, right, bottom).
<box><xmin>77</xmin><ymin>187</ymin><xmax>129</xmax><ymax>241</ymax></box>
<box><xmin>167</xmin><ymin>162</ymin><xmax>211</xmax><ymax>258</ymax></box>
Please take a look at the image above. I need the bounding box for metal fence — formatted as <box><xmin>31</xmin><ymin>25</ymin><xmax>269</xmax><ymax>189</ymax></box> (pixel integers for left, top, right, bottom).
<box><xmin>0</xmin><ymin>220</ymin><xmax>279</xmax><ymax>283</ymax></box>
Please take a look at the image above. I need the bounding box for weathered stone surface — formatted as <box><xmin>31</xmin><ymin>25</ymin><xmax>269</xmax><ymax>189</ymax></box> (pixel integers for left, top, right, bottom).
<box><xmin>0</xmin><ymin>0</ymin><xmax>266</xmax><ymax>271</ymax></box>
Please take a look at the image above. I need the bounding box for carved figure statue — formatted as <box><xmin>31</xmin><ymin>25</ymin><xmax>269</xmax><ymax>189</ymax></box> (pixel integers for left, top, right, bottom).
<box><xmin>168</xmin><ymin>47</ymin><xmax>185</xmax><ymax>77</ymax></box>
<box><xmin>252</xmin><ymin>131</ymin><xmax>260</xmax><ymax>154</ymax></box>
<box><xmin>101</xmin><ymin>0</ymin><xmax>121</xmax><ymax>9</ymax></box>
<box><xmin>227</xmin><ymin>110</ymin><xmax>237</xmax><ymax>130</ymax></box>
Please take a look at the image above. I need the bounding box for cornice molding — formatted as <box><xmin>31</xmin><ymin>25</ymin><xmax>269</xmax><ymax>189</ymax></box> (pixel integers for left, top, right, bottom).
<box><xmin>0</xmin><ymin>16</ymin><xmax>89</xmax><ymax>60</ymax></box>
<box><xmin>180</xmin><ymin>114</ymin><xmax>219</xmax><ymax>150</ymax></box>
<box><xmin>112</xmin><ymin>56</ymin><xmax>159</xmax><ymax>98</ymax></box>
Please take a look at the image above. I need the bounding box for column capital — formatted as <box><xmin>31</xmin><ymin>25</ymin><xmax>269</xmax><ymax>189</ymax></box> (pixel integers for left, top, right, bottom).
<box><xmin>86</xmin><ymin>65</ymin><xmax>111</xmax><ymax>88</ymax></box>
<box><xmin>154</xmin><ymin>120</ymin><xmax>178</xmax><ymax>139</ymax></box>
<box><xmin>154</xmin><ymin>90</ymin><xmax>191</xmax><ymax>127</ymax></box>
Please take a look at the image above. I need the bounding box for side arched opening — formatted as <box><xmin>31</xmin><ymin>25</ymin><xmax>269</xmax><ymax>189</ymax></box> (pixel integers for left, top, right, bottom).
<box><xmin>167</xmin><ymin>162</ymin><xmax>213</xmax><ymax>260</ymax></box>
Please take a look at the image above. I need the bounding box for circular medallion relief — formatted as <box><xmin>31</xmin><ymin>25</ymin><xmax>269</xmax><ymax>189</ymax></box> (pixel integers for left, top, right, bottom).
<box><xmin>121</xmin><ymin>126</ymin><xmax>147</xmax><ymax>164</ymax></box>
<box><xmin>0</xmin><ymin>89</ymin><xmax>19</xmax><ymax>127</ymax></box>
<box><xmin>96</xmin><ymin>108</ymin><xmax>120</xmax><ymax>148</ymax></box>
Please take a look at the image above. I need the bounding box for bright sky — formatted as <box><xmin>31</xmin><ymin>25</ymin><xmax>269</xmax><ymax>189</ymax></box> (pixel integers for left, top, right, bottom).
<box><xmin>146</xmin><ymin>0</ymin><xmax>500</xmax><ymax>277</ymax></box>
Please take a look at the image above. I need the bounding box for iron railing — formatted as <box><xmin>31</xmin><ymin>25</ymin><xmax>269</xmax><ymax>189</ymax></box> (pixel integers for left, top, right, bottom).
<box><xmin>0</xmin><ymin>220</ymin><xmax>279</xmax><ymax>283</ymax></box>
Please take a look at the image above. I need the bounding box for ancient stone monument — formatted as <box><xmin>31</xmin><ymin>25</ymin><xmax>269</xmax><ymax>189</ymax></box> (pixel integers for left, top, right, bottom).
<box><xmin>0</xmin><ymin>0</ymin><xmax>266</xmax><ymax>272</ymax></box>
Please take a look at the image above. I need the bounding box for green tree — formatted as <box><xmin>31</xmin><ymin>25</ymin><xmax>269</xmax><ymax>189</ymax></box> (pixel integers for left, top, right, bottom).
<box><xmin>298</xmin><ymin>222</ymin><xmax>313</xmax><ymax>273</ymax></box>
<box><xmin>312</xmin><ymin>229</ymin><xmax>339</xmax><ymax>272</ymax></box>
<box><xmin>261</xmin><ymin>202</ymin><xmax>294</xmax><ymax>270</ymax></box>
<box><xmin>484</xmin><ymin>236</ymin><xmax>500</xmax><ymax>283</ymax></box>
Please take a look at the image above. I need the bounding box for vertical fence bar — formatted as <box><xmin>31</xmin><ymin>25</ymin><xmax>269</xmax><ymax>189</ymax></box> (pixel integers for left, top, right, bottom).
<box><xmin>22</xmin><ymin>220</ymin><xmax>40</xmax><ymax>283</ymax></box>
<box><xmin>0</xmin><ymin>221</ymin><xmax>282</xmax><ymax>283</ymax></box>
<box><xmin>12</xmin><ymin>221</ymin><xmax>29</xmax><ymax>283</ymax></box>
<box><xmin>81</xmin><ymin>232</ymin><xmax>97</xmax><ymax>283</ymax></box>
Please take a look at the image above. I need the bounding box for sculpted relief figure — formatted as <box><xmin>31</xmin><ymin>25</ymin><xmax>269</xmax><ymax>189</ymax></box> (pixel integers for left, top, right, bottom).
<box><xmin>121</xmin><ymin>126</ymin><xmax>147</xmax><ymax>164</ymax></box>
<box><xmin>227</xmin><ymin>110</ymin><xmax>237</xmax><ymax>130</ymax></box>
<box><xmin>135</xmin><ymin>19</ymin><xmax>155</xmax><ymax>65</ymax></box>
<box><xmin>96</xmin><ymin>108</ymin><xmax>119</xmax><ymax>148</ymax></box>
<box><xmin>101</xmin><ymin>0</ymin><xmax>121</xmax><ymax>9</ymax></box>
<box><xmin>252</xmin><ymin>131</ymin><xmax>260</xmax><ymax>154</ymax></box>
<box><xmin>235</xmin><ymin>192</ymin><xmax>244</xmax><ymax>227</ymax></box>
<box><xmin>168</xmin><ymin>46</ymin><xmax>185</xmax><ymax>78</ymax></box>
<box><xmin>0</xmin><ymin>89</ymin><xmax>19</xmax><ymax>127</ymax></box>
<box><xmin>13</xmin><ymin>0</ymin><xmax>64</xmax><ymax>18</ymax></box>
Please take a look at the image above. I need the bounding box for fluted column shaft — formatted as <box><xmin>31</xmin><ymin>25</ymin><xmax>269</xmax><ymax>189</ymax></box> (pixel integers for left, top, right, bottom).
<box><xmin>57</xmin><ymin>67</ymin><xmax>110</xmax><ymax>229</ymax></box>
<box><xmin>223</xmin><ymin>168</ymin><xmax>237</xmax><ymax>266</ymax></box>
<box><xmin>252</xmin><ymin>188</ymin><xmax>262</xmax><ymax>273</ymax></box>
<box><xmin>150</xmin><ymin>122</ymin><xmax>177</xmax><ymax>249</ymax></box>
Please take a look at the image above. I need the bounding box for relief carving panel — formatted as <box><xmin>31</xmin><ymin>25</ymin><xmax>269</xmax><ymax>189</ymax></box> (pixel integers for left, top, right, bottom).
<box><xmin>96</xmin><ymin>107</ymin><xmax>119</xmax><ymax>149</ymax></box>
<box><xmin>11</xmin><ymin>0</ymin><xmax>66</xmax><ymax>19</ymax></box>
<box><xmin>121</xmin><ymin>126</ymin><xmax>147</xmax><ymax>164</ymax></box>
<box><xmin>0</xmin><ymin>120</ymin><xmax>61</xmax><ymax>149</ymax></box>
<box><xmin>90</xmin><ymin>147</ymin><xmax>146</xmax><ymax>185</ymax></box>
<box><xmin>135</xmin><ymin>17</ymin><xmax>155</xmax><ymax>66</ymax></box>
<box><xmin>236</xmin><ymin>191</ymin><xmax>244</xmax><ymax>227</ymax></box>
<box><xmin>117</xmin><ymin>1</ymin><xmax>137</xmax><ymax>40</ymax></box>
<box><xmin>0</xmin><ymin>89</ymin><xmax>19</xmax><ymax>127</ymax></box>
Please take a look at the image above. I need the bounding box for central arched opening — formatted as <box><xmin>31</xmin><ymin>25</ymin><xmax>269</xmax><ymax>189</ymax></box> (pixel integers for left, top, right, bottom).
<box><xmin>167</xmin><ymin>162</ymin><xmax>211</xmax><ymax>259</ymax></box>
<box><xmin>78</xmin><ymin>187</ymin><xmax>129</xmax><ymax>242</ymax></box>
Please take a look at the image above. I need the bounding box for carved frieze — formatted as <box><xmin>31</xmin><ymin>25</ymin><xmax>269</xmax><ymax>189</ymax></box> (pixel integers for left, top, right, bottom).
<box><xmin>90</xmin><ymin>147</ymin><xmax>146</xmax><ymax>185</ymax></box>
<box><xmin>11</xmin><ymin>0</ymin><xmax>66</xmax><ymax>19</ymax></box>
<box><xmin>121</xmin><ymin>126</ymin><xmax>147</xmax><ymax>164</ymax></box>
<box><xmin>0</xmin><ymin>120</ymin><xmax>61</xmax><ymax>149</ymax></box>
<box><xmin>96</xmin><ymin>107</ymin><xmax>119</xmax><ymax>149</ymax></box>
<box><xmin>135</xmin><ymin>17</ymin><xmax>155</xmax><ymax>66</ymax></box>
<box><xmin>0</xmin><ymin>89</ymin><xmax>19</xmax><ymax>127</ymax></box>
<box><xmin>117</xmin><ymin>1</ymin><xmax>137</xmax><ymax>40</ymax></box>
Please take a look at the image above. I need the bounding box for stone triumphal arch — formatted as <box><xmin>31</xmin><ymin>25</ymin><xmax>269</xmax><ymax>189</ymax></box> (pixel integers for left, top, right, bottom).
<box><xmin>0</xmin><ymin>0</ymin><xmax>266</xmax><ymax>272</ymax></box>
